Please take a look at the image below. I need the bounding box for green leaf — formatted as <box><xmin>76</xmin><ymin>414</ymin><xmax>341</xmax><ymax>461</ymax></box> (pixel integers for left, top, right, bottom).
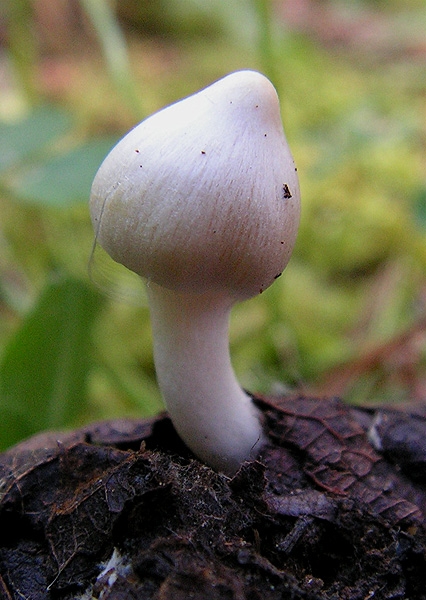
<box><xmin>0</xmin><ymin>105</ymin><xmax>72</xmax><ymax>173</ymax></box>
<box><xmin>4</xmin><ymin>137</ymin><xmax>117</xmax><ymax>207</ymax></box>
<box><xmin>0</xmin><ymin>275</ymin><xmax>102</xmax><ymax>450</ymax></box>
<box><xmin>414</xmin><ymin>186</ymin><xmax>426</xmax><ymax>230</ymax></box>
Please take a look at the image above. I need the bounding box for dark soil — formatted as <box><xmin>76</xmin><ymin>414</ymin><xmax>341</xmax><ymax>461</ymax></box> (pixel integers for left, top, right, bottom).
<box><xmin>0</xmin><ymin>395</ymin><xmax>425</xmax><ymax>600</ymax></box>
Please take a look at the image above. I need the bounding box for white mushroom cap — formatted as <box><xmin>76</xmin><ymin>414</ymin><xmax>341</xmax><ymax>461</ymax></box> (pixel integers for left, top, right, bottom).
<box><xmin>90</xmin><ymin>70</ymin><xmax>300</xmax><ymax>300</ymax></box>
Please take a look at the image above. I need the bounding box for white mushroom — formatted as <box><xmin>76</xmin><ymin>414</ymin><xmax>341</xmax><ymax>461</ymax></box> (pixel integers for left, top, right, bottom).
<box><xmin>90</xmin><ymin>70</ymin><xmax>300</xmax><ymax>476</ymax></box>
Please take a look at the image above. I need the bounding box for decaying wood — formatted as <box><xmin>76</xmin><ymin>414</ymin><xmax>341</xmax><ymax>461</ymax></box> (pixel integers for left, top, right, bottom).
<box><xmin>0</xmin><ymin>396</ymin><xmax>425</xmax><ymax>599</ymax></box>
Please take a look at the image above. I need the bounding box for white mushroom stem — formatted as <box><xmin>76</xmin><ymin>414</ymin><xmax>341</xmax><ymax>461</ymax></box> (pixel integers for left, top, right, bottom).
<box><xmin>147</xmin><ymin>282</ymin><xmax>265</xmax><ymax>476</ymax></box>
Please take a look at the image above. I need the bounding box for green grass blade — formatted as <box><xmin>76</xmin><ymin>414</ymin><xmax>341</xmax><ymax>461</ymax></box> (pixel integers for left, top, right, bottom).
<box><xmin>0</xmin><ymin>276</ymin><xmax>102</xmax><ymax>450</ymax></box>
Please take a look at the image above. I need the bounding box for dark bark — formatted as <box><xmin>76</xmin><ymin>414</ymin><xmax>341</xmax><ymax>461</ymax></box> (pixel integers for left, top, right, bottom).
<box><xmin>0</xmin><ymin>396</ymin><xmax>425</xmax><ymax>599</ymax></box>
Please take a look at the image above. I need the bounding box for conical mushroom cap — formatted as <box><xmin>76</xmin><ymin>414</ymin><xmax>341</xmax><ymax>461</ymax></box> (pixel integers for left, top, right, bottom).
<box><xmin>90</xmin><ymin>70</ymin><xmax>300</xmax><ymax>300</ymax></box>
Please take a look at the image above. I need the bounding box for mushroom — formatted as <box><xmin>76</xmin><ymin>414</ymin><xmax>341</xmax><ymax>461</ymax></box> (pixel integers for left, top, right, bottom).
<box><xmin>90</xmin><ymin>70</ymin><xmax>300</xmax><ymax>476</ymax></box>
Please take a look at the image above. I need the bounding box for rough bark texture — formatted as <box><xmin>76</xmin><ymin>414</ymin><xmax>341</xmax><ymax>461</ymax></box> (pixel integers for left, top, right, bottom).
<box><xmin>0</xmin><ymin>395</ymin><xmax>425</xmax><ymax>599</ymax></box>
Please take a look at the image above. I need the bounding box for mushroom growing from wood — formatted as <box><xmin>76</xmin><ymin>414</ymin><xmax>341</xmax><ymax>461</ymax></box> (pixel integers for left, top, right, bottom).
<box><xmin>90</xmin><ymin>70</ymin><xmax>300</xmax><ymax>476</ymax></box>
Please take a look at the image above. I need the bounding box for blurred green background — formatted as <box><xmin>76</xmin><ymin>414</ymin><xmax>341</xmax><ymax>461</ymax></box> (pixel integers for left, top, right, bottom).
<box><xmin>0</xmin><ymin>0</ymin><xmax>425</xmax><ymax>451</ymax></box>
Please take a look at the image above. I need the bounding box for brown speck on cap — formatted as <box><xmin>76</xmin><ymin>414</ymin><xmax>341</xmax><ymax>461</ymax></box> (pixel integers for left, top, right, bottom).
<box><xmin>282</xmin><ymin>184</ymin><xmax>292</xmax><ymax>199</ymax></box>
